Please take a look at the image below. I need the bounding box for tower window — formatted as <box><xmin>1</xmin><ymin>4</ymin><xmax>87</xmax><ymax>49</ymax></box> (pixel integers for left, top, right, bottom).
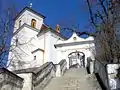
<box><xmin>34</xmin><ymin>56</ymin><xmax>36</xmax><ymax>60</ymax></box>
<box><xmin>19</xmin><ymin>20</ymin><xmax>21</xmax><ymax>27</ymax></box>
<box><xmin>31</xmin><ymin>19</ymin><xmax>36</xmax><ymax>28</ymax></box>
<box><xmin>15</xmin><ymin>38</ymin><xmax>18</xmax><ymax>46</ymax></box>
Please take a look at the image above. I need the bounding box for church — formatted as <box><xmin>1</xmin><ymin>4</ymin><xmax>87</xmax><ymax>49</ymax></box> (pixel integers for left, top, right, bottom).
<box><xmin>0</xmin><ymin>6</ymin><xmax>101</xmax><ymax>90</ymax></box>
<box><xmin>7</xmin><ymin>6</ymin><xmax>95</xmax><ymax>71</ymax></box>
<box><xmin>0</xmin><ymin>3</ymin><xmax>119</xmax><ymax>90</ymax></box>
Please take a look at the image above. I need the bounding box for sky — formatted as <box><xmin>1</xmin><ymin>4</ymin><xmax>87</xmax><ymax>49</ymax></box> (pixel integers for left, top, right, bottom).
<box><xmin>0</xmin><ymin>0</ymin><xmax>91</xmax><ymax>37</ymax></box>
<box><xmin>12</xmin><ymin>0</ymin><xmax>90</xmax><ymax>32</ymax></box>
<box><xmin>0</xmin><ymin>0</ymin><xmax>91</xmax><ymax>66</ymax></box>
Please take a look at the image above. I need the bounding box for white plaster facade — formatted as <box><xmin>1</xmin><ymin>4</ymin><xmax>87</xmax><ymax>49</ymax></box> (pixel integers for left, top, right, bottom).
<box><xmin>7</xmin><ymin>7</ymin><xmax>95</xmax><ymax>71</ymax></box>
<box><xmin>14</xmin><ymin>8</ymin><xmax>43</xmax><ymax>32</ymax></box>
<box><xmin>8</xmin><ymin>13</ymin><xmax>44</xmax><ymax>70</ymax></box>
<box><xmin>55</xmin><ymin>32</ymin><xmax>95</xmax><ymax>68</ymax></box>
<box><xmin>7</xmin><ymin>7</ymin><xmax>65</xmax><ymax>71</ymax></box>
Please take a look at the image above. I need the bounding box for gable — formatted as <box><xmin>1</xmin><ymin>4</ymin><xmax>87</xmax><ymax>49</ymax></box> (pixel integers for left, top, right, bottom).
<box><xmin>14</xmin><ymin>7</ymin><xmax>45</xmax><ymax>21</ymax></box>
<box><xmin>55</xmin><ymin>32</ymin><xmax>95</xmax><ymax>48</ymax></box>
<box><xmin>37</xmin><ymin>24</ymin><xmax>67</xmax><ymax>40</ymax></box>
<box><xmin>14</xmin><ymin>7</ymin><xmax>45</xmax><ymax>30</ymax></box>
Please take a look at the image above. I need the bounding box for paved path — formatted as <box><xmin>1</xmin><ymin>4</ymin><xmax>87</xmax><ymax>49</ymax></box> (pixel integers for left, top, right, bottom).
<box><xmin>44</xmin><ymin>68</ymin><xmax>101</xmax><ymax>90</ymax></box>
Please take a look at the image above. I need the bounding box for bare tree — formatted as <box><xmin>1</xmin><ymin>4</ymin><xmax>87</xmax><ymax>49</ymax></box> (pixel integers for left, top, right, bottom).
<box><xmin>0</xmin><ymin>0</ymin><xmax>18</xmax><ymax>67</ymax></box>
<box><xmin>86</xmin><ymin>0</ymin><xmax>120</xmax><ymax>63</ymax></box>
<box><xmin>8</xmin><ymin>32</ymin><xmax>36</xmax><ymax>70</ymax></box>
<box><xmin>0</xmin><ymin>0</ymin><xmax>35</xmax><ymax>68</ymax></box>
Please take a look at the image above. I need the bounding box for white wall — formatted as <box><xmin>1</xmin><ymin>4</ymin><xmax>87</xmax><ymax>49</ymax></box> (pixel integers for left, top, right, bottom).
<box><xmin>56</xmin><ymin>45</ymin><xmax>94</xmax><ymax>68</ymax></box>
<box><xmin>43</xmin><ymin>31</ymin><xmax>64</xmax><ymax>64</ymax></box>
<box><xmin>37</xmin><ymin>34</ymin><xmax>45</xmax><ymax>50</ymax></box>
<box><xmin>37</xmin><ymin>32</ymin><xmax>50</xmax><ymax>64</ymax></box>
<box><xmin>8</xmin><ymin>26</ymin><xmax>43</xmax><ymax>70</ymax></box>
<box><xmin>49</xmin><ymin>32</ymin><xmax>62</xmax><ymax>64</ymax></box>
<box><xmin>14</xmin><ymin>10</ymin><xmax>43</xmax><ymax>32</ymax></box>
<box><xmin>55</xmin><ymin>33</ymin><xmax>95</xmax><ymax>68</ymax></box>
<box><xmin>32</xmin><ymin>50</ymin><xmax>44</xmax><ymax>67</ymax></box>
<box><xmin>17</xmin><ymin>73</ymin><xmax>32</xmax><ymax>90</ymax></box>
<box><xmin>8</xmin><ymin>7</ymin><xmax>46</xmax><ymax>71</ymax></box>
<box><xmin>37</xmin><ymin>30</ymin><xmax>65</xmax><ymax>64</ymax></box>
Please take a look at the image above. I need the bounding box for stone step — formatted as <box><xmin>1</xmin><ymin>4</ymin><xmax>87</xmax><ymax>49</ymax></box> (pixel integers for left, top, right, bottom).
<box><xmin>46</xmin><ymin>77</ymin><xmax>91</xmax><ymax>85</ymax></box>
<box><xmin>44</xmin><ymin>68</ymin><xmax>101</xmax><ymax>90</ymax></box>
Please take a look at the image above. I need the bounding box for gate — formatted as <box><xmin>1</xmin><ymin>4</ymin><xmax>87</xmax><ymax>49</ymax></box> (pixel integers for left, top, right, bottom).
<box><xmin>68</xmin><ymin>51</ymin><xmax>85</xmax><ymax>68</ymax></box>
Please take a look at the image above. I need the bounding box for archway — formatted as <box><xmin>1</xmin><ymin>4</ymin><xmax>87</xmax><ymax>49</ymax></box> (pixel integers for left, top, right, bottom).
<box><xmin>68</xmin><ymin>51</ymin><xmax>85</xmax><ymax>68</ymax></box>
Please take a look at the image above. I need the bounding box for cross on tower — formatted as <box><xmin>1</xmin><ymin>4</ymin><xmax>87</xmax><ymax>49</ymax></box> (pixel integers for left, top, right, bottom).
<box><xmin>28</xmin><ymin>0</ymin><xmax>32</xmax><ymax>8</ymax></box>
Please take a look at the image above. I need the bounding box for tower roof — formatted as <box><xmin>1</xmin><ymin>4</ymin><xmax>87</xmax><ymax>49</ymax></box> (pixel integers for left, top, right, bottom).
<box><xmin>37</xmin><ymin>24</ymin><xmax>67</xmax><ymax>40</ymax></box>
<box><xmin>14</xmin><ymin>7</ymin><xmax>46</xmax><ymax>20</ymax></box>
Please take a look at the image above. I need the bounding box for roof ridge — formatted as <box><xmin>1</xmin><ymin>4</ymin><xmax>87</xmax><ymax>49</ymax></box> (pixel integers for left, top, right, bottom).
<box><xmin>14</xmin><ymin>6</ymin><xmax>46</xmax><ymax>20</ymax></box>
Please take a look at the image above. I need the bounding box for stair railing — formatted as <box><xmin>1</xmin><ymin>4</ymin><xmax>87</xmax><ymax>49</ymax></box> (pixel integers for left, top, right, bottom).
<box><xmin>32</xmin><ymin>62</ymin><xmax>56</xmax><ymax>90</ymax></box>
<box><xmin>56</xmin><ymin>59</ymin><xmax>67</xmax><ymax>77</ymax></box>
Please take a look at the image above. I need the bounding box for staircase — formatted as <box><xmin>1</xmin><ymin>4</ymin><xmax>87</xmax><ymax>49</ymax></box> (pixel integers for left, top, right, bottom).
<box><xmin>44</xmin><ymin>68</ymin><xmax>101</xmax><ymax>90</ymax></box>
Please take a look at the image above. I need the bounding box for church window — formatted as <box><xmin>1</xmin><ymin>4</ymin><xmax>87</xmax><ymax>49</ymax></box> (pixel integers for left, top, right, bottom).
<box><xmin>31</xmin><ymin>19</ymin><xmax>36</xmax><ymax>28</ymax></box>
<box><xmin>19</xmin><ymin>20</ymin><xmax>21</xmax><ymax>27</ymax></box>
<box><xmin>34</xmin><ymin>56</ymin><xmax>36</xmax><ymax>60</ymax></box>
<box><xmin>15</xmin><ymin>38</ymin><xmax>18</xmax><ymax>46</ymax></box>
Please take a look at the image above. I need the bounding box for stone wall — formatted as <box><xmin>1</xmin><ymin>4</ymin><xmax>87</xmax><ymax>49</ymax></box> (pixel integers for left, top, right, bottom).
<box><xmin>86</xmin><ymin>57</ymin><xmax>93</xmax><ymax>74</ymax></box>
<box><xmin>56</xmin><ymin>59</ymin><xmax>67</xmax><ymax>77</ymax></box>
<box><xmin>94</xmin><ymin>60</ymin><xmax>109</xmax><ymax>90</ymax></box>
<box><xmin>17</xmin><ymin>73</ymin><xmax>33</xmax><ymax>90</ymax></box>
<box><xmin>107</xmin><ymin>64</ymin><xmax>120</xmax><ymax>89</ymax></box>
<box><xmin>59</xmin><ymin>59</ymin><xmax>67</xmax><ymax>75</ymax></box>
<box><xmin>13</xmin><ymin>62</ymin><xmax>56</xmax><ymax>90</ymax></box>
<box><xmin>1</xmin><ymin>61</ymin><xmax>67</xmax><ymax>90</ymax></box>
<box><xmin>32</xmin><ymin>62</ymin><xmax>56</xmax><ymax>90</ymax></box>
<box><xmin>87</xmin><ymin>74</ymin><xmax>102</xmax><ymax>90</ymax></box>
<box><xmin>91</xmin><ymin>60</ymin><xmax>120</xmax><ymax>90</ymax></box>
<box><xmin>0</xmin><ymin>68</ymin><xmax>23</xmax><ymax>90</ymax></box>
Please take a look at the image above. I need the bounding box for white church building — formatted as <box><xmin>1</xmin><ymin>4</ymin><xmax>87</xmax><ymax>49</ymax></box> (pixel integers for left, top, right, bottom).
<box><xmin>7</xmin><ymin>7</ymin><xmax>95</xmax><ymax>71</ymax></box>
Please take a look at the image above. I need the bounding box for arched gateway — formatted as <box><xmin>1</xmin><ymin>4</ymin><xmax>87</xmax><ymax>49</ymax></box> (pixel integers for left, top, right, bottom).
<box><xmin>68</xmin><ymin>51</ymin><xmax>85</xmax><ymax>68</ymax></box>
<box><xmin>54</xmin><ymin>32</ymin><xmax>95</xmax><ymax>69</ymax></box>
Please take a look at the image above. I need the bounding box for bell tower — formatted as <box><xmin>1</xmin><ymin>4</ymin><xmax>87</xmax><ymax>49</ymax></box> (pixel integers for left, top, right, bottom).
<box><xmin>8</xmin><ymin>6</ymin><xmax>45</xmax><ymax>71</ymax></box>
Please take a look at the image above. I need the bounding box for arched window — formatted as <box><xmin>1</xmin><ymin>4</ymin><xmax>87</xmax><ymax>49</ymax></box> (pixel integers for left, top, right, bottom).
<box><xmin>34</xmin><ymin>56</ymin><xmax>36</xmax><ymax>60</ymax></box>
<box><xmin>15</xmin><ymin>38</ymin><xmax>18</xmax><ymax>46</ymax></box>
<box><xmin>19</xmin><ymin>20</ymin><xmax>21</xmax><ymax>27</ymax></box>
<box><xmin>31</xmin><ymin>19</ymin><xmax>36</xmax><ymax>28</ymax></box>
